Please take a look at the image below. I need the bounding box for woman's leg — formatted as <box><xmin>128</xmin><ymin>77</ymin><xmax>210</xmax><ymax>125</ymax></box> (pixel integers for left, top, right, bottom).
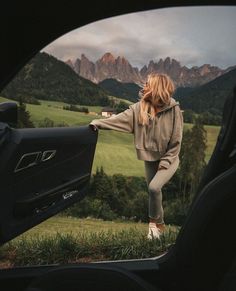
<box><xmin>145</xmin><ymin>158</ymin><xmax>179</xmax><ymax>224</ymax></box>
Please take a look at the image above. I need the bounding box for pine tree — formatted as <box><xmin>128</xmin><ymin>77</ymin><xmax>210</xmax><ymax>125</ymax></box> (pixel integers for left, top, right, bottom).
<box><xmin>179</xmin><ymin>117</ymin><xmax>207</xmax><ymax>202</ymax></box>
<box><xmin>17</xmin><ymin>99</ymin><xmax>34</xmax><ymax>128</ymax></box>
<box><xmin>90</xmin><ymin>166</ymin><xmax>113</xmax><ymax>202</ymax></box>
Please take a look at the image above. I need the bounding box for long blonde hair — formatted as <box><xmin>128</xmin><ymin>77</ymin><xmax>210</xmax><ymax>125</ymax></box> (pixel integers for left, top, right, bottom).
<box><xmin>139</xmin><ymin>73</ymin><xmax>175</xmax><ymax>125</ymax></box>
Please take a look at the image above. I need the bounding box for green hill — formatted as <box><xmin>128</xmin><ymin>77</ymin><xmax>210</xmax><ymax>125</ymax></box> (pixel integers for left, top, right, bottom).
<box><xmin>174</xmin><ymin>68</ymin><xmax>236</xmax><ymax>115</ymax></box>
<box><xmin>0</xmin><ymin>52</ymin><xmax>110</xmax><ymax>106</ymax></box>
<box><xmin>99</xmin><ymin>78</ymin><xmax>141</xmax><ymax>103</ymax></box>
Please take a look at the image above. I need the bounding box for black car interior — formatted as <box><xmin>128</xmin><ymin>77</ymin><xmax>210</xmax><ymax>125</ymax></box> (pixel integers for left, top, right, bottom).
<box><xmin>0</xmin><ymin>1</ymin><xmax>236</xmax><ymax>291</ymax></box>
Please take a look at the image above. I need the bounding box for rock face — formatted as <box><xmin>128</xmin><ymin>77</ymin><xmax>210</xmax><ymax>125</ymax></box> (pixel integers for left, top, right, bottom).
<box><xmin>65</xmin><ymin>59</ymin><xmax>74</xmax><ymax>69</ymax></box>
<box><xmin>79</xmin><ymin>54</ymin><xmax>95</xmax><ymax>81</ymax></box>
<box><xmin>94</xmin><ymin>52</ymin><xmax>142</xmax><ymax>84</ymax></box>
<box><xmin>140</xmin><ymin>58</ymin><xmax>227</xmax><ymax>87</ymax></box>
<box><xmin>66</xmin><ymin>52</ymin><xmax>234</xmax><ymax>87</ymax></box>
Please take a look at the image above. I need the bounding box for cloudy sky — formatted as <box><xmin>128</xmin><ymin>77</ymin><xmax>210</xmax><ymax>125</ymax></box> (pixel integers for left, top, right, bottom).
<box><xmin>42</xmin><ymin>6</ymin><xmax>236</xmax><ymax>70</ymax></box>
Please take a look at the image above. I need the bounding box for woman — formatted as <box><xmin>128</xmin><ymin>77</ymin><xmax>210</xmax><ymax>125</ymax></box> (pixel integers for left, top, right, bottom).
<box><xmin>90</xmin><ymin>73</ymin><xmax>183</xmax><ymax>239</ymax></box>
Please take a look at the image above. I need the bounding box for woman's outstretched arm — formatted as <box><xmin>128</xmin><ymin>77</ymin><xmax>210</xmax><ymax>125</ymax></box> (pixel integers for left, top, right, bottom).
<box><xmin>90</xmin><ymin>106</ymin><xmax>134</xmax><ymax>133</ymax></box>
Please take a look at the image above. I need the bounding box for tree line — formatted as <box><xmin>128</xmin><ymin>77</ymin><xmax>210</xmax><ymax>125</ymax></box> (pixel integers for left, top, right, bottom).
<box><xmin>183</xmin><ymin>109</ymin><xmax>222</xmax><ymax>126</ymax></box>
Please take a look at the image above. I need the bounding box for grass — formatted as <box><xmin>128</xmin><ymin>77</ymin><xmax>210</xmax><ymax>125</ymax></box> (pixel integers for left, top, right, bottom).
<box><xmin>37</xmin><ymin>99</ymin><xmax>103</xmax><ymax>114</ymax></box>
<box><xmin>0</xmin><ymin>217</ymin><xmax>179</xmax><ymax>268</ymax></box>
<box><xmin>0</xmin><ymin>96</ymin><xmax>100</xmax><ymax>126</ymax></box>
<box><xmin>28</xmin><ymin>102</ymin><xmax>95</xmax><ymax>126</ymax></box>
<box><xmin>16</xmin><ymin>216</ymin><xmax>151</xmax><ymax>238</ymax></box>
<box><xmin>0</xmin><ymin>96</ymin><xmax>221</xmax><ymax>175</ymax></box>
<box><xmin>93</xmin><ymin>130</ymin><xmax>144</xmax><ymax>176</ymax></box>
<box><xmin>108</xmin><ymin>95</ymin><xmax>134</xmax><ymax>105</ymax></box>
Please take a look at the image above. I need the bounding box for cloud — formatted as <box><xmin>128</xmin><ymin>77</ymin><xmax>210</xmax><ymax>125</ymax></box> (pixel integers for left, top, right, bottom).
<box><xmin>42</xmin><ymin>6</ymin><xmax>236</xmax><ymax>69</ymax></box>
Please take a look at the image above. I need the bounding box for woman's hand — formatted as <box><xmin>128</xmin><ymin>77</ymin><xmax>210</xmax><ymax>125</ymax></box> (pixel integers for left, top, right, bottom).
<box><xmin>158</xmin><ymin>165</ymin><xmax>166</xmax><ymax>171</ymax></box>
<box><xmin>89</xmin><ymin>124</ymin><xmax>98</xmax><ymax>131</ymax></box>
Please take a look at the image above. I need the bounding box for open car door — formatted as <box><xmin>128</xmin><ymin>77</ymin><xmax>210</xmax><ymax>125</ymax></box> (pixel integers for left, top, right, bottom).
<box><xmin>0</xmin><ymin>102</ymin><xmax>97</xmax><ymax>244</ymax></box>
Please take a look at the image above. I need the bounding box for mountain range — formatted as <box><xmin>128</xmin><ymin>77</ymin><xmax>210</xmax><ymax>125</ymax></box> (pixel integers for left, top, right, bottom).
<box><xmin>66</xmin><ymin>52</ymin><xmax>235</xmax><ymax>87</ymax></box>
<box><xmin>1</xmin><ymin>51</ymin><xmax>235</xmax><ymax>118</ymax></box>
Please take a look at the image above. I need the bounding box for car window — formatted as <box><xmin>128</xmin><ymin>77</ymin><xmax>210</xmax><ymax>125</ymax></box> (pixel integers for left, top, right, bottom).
<box><xmin>0</xmin><ymin>5</ymin><xmax>236</xmax><ymax>269</ymax></box>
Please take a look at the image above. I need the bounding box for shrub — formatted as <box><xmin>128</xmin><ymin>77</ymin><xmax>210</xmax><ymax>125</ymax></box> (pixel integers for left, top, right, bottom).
<box><xmin>64</xmin><ymin>197</ymin><xmax>117</xmax><ymax>221</ymax></box>
<box><xmin>37</xmin><ymin>117</ymin><xmax>69</xmax><ymax>127</ymax></box>
<box><xmin>130</xmin><ymin>191</ymin><xmax>149</xmax><ymax>222</ymax></box>
<box><xmin>163</xmin><ymin>198</ymin><xmax>191</xmax><ymax>226</ymax></box>
<box><xmin>63</xmin><ymin>104</ymin><xmax>89</xmax><ymax>113</ymax></box>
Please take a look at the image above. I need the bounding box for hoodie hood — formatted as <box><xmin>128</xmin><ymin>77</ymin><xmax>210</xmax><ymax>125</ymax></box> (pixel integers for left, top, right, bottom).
<box><xmin>159</xmin><ymin>98</ymin><xmax>179</xmax><ymax>113</ymax></box>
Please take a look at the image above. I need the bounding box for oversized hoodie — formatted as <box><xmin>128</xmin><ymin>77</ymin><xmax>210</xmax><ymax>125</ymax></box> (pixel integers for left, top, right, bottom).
<box><xmin>90</xmin><ymin>98</ymin><xmax>183</xmax><ymax>169</ymax></box>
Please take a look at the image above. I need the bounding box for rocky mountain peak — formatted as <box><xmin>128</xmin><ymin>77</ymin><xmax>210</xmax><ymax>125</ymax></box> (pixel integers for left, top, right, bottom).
<box><xmin>148</xmin><ymin>60</ymin><xmax>155</xmax><ymax>67</ymax></box>
<box><xmin>100</xmin><ymin>52</ymin><xmax>116</xmax><ymax>64</ymax></box>
<box><xmin>81</xmin><ymin>54</ymin><xmax>90</xmax><ymax>62</ymax></box>
<box><xmin>65</xmin><ymin>59</ymin><xmax>74</xmax><ymax>69</ymax></box>
<box><xmin>116</xmin><ymin>56</ymin><xmax>129</xmax><ymax>65</ymax></box>
<box><xmin>164</xmin><ymin>57</ymin><xmax>171</xmax><ymax>67</ymax></box>
<box><xmin>74</xmin><ymin>58</ymin><xmax>81</xmax><ymax>74</ymax></box>
<box><xmin>79</xmin><ymin>54</ymin><xmax>95</xmax><ymax>81</ymax></box>
<box><xmin>199</xmin><ymin>64</ymin><xmax>211</xmax><ymax>76</ymax></box>
<box><xmin>172</xmin><ymin>59</ymin><xmax>181</xmax><ymax>68</ymax></box>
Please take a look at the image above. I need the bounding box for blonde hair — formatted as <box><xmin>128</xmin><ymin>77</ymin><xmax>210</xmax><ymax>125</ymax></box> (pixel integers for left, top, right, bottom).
<box><xmin>139</xmin><ymin>73</ymin><xmax>175</xmax><ymax>125</ymax></box>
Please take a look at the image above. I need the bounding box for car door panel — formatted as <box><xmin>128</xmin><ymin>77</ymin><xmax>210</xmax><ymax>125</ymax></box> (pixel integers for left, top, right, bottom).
<box><xmin>0</xmin><ymin>125</ymin><xmax>97</xmax><ymax>244</ymax></box>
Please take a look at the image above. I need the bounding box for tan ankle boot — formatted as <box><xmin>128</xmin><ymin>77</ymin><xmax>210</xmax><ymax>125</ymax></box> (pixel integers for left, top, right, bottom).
<box><xmin>156</xmin><ymin>223</ymin><xmax>165</xmax><ymax>233</ymax></box>
<box><xmin>147</xmin><ymin>222</ymin><xmax>161</xmax><ymax>240</ymax></box>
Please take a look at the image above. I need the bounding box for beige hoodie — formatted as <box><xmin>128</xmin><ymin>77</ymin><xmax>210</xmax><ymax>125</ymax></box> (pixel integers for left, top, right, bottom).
<box><xmin>90</xmin><ymin>98</ymin><xmax>183</xmax><ymax>169</ymax></box>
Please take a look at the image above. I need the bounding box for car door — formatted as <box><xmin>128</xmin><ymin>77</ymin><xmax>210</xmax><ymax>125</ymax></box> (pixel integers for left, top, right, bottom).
<box><xmin>0</xmin><ymin>102</ymin><xmax>97</xmax><ymax>244</ymax></box>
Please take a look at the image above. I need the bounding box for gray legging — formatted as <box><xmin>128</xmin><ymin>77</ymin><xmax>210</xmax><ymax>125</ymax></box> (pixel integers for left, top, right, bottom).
<box><xmin>144</xmin><ymin>157</ymin><xmax>179</xmax><ymax>223</ymax></box>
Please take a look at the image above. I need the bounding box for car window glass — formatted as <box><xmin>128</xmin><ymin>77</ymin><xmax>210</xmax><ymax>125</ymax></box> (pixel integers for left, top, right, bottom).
<box><xmin>0</xmin><ymin>5</ymin><xmax>236</xmax><ymax>269</ymax></box>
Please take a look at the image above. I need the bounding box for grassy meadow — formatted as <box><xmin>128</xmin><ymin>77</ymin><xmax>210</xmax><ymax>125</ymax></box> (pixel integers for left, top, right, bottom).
<box><xmin>0</xmin><ymin>217</ymin><xmax>180</xmax><ymax>268</ymax></box>
<box><xmin>0</xmin><ymin>96</ymin><xmax>220</xmax><ymax>176</ymax></box>
<box><xmin>18</xmin><ymin>217</ymin><xmax>149</xmax><ymax>237</ymax></box>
